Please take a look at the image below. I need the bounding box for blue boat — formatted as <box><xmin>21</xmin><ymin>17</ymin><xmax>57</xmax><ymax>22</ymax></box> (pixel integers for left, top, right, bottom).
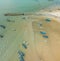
<box><xmin>18</xmin><ymin>51</ymin><xmax>25</xmax><ymax>57</ymax></box>
<box><xmin>45</xmin><ymin>18</ymin><xmax>51</xmax><ymax>22</ymax></box>
<box><xmin>43</xmin><ymin>35</ymin><xmax>48</xmax><ymax>38</ymax></box>
<box><xmin>20</xmin><ymin>57</ymin><xmax>24</xmax><ymax>61</ymax></box>
<box><xmin>40</xmin><ymin>31</ymin><xmax>47</xmax><ymax>34</ymax></box>
<box><xmin>18</xmin><ymin>50</ymin><xmax>25</xmax><ymax>61</ymax></box>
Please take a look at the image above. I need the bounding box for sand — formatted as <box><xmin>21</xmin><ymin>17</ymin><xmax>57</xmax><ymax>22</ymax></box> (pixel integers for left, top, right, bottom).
<box><xmin>0</xmin><ymin>9</ymin><xmax>60</xmax><ymax>61</ymax></box>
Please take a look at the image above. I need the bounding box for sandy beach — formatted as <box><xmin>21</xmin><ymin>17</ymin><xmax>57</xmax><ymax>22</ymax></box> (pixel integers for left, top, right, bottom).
<box><xmin>0</xmin><ymin>7</ymin><xmax>60</xmax><ymax>61</ymax></box>
<box><xmin>32</xmin><ymin>14</ymin><xmax>60</xmax><ymax>61</ymax></box>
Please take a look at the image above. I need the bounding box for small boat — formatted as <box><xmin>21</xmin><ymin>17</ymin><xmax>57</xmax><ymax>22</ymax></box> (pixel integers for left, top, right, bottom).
<box><xmin>0</xmin><ymin>35</ymin><xmax>4</xmax><ymax>38</ymax></box>
<box><xmin>18</xmin><ymin>50</ymin><xmax>25</xmax><ymax>61</ymax></box>
<box><xmin>40</xmin><ymin>31</ymin><xmax>47</xmax><ymax>34</ymax></box>
<box><xmin>7</xmin><ymin>19</ymin><xmax>15</xmax><ymax>22</ymax></box>
<box><xmin>22</xmin><ymin>43</ymin><xmax>27</xmax><ymax>49</ymax></box>
<box><xmin>43</xmin><ymin>35</ymin><xmax>48</xmax><ymax>38</ymax></box>
<box><xmin>4</xmin><ymin>13</ymin><xmax>24</xmax><ymax>16</ymax></box>
<box><xmin>18</xmin><ymin>50</ymin><xmax>25</xmax><ymax>57</ymax></box>
<box><xmin>45</xmin><ymin>18</ymin><xmax>51</xmax><ymax>22</ymax></box>
<box><xmin>0</xmin><ymin>25</ymin><xmax>6</xmax><ymax>29</ymax></box>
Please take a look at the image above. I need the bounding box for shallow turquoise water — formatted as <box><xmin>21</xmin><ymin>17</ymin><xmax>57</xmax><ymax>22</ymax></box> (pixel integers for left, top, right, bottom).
<box><xmin>0</xmin><ymin>0</ymin><xmax>59</xmax><ymax>22</ymax></box>
<box><xmin>0</xmin><ymin>0</ymin><xmax>60</xmax><ymax>21</ymax></box>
